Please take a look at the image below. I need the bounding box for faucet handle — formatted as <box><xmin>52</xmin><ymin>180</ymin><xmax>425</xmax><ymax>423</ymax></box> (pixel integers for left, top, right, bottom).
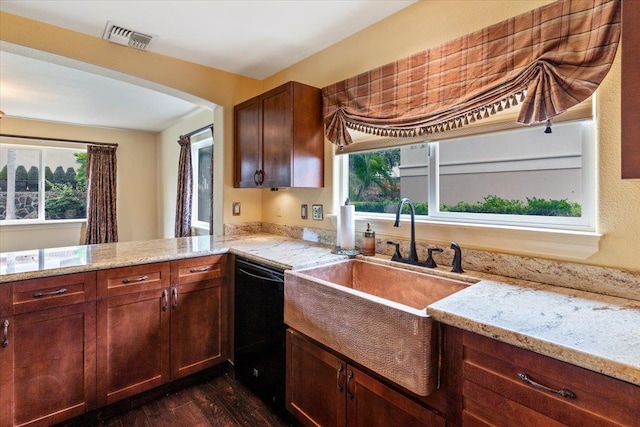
<box><xmin>386</xmin><ymin>241</ymin><xmax>403</xmax><ymax>262</ymax></box>
<box><xmin>425</xmin><ymin>247</ymin><xmax>443</xmax><ymax>268</ymax></box>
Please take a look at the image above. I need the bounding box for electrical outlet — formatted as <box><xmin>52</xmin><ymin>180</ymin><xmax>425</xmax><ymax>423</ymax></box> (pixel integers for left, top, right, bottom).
<box><xmin>312</xmin><ymin>204</ymin><xmax>323</xmax><ymax>220</ymax></box>
<box><xmin>232</xmin><ymin>202</ymin><xmax>241</xmax><ymax>216</ymax></box>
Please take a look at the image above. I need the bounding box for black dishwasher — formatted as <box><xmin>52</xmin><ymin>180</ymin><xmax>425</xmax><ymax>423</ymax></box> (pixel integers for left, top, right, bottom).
<box><xmin>234</xmin><ymin>257</ymin><xmax>287</xmax><ymax>412</ymax></box>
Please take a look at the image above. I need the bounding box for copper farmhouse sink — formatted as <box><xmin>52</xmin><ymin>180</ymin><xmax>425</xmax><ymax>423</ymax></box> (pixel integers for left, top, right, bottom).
<box><xmin>284</xmin><ymin>259</ymin><xmax>470</xmax><ymax>396</ymax></box>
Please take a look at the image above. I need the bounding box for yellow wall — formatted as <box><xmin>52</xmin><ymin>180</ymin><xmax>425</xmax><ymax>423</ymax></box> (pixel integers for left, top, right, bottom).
<box><xmin>262</xmin><ymin>0</ymin><xmax>640</xmax><ymax>271</ymax></box>
<box><xmin>0</xmin><ymin>117</ymin><xmax>158</xmax><ymax>250</ymax></box>
<box><xmin>1</xmin><ymin>1</ymin><xmax>639</xmax><ymax>270</ymax></box>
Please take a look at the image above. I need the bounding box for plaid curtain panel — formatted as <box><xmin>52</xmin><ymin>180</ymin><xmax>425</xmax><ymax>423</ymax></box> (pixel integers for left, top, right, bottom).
<box><xmin>322</xmin><ymin>0</ymin><xmax>621</xmax><ymax>148</ymax></box>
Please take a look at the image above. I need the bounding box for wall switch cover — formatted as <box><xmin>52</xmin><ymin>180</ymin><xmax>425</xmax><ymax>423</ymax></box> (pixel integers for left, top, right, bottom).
<box><xmin>312</xmin><ymin>204</ymin><xmax>323</xmax><ymax>220</ymax></box>
<box><xmin>232</xmin><ymin>202</ymin><xmax>241</xmax><ymax>216</ymax></box>
<box><xmin>301</xmin><ymin>204</ymin><xmax>308</xmax><ymax>219</ymax></box>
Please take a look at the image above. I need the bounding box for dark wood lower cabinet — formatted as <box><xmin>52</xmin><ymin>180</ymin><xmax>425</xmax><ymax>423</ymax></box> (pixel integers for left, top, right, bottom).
<box><xmin>457</xmin><ymin>329</ymin><xmax>640</xmax><ymax>427</ymax></box>
<box><xmin>0</xmin><ymin>256</ymin><xmax>230</xmax><ymax>426</ymax></box>
<box><xmin>286</xmin><ymin>329</ymin><xmax>445</xmax><ymax>427</ymax></box>
<box><xmin>97</xmin><ymin>288</ymin><xmax>170</xmax><ymax>407</ymax></box>
<box><xmin>97</xmin><ymin>256</ymin><xmax>228</xmax><ymax>406</ymax></box>
<box><xmin>1</xmin><ymin>302</ymin><xmax>97</xmax><ymax>427</ymax></box>
<box><xmin>169</xmin><ymin>273</ymin><xmax>228</xmax><ymax>379</ymax></box>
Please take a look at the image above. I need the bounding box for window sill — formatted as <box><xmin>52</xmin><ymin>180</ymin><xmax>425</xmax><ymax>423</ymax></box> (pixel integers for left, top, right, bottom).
<box><xmin>334</xmin><ymin>214</ymin><xmax>602</xmax><ymax>260</ymax></box>
<box><xmin>0</xmin><ymin>219</ymin><xmax>86</xmax><ymax>228</ymax></box>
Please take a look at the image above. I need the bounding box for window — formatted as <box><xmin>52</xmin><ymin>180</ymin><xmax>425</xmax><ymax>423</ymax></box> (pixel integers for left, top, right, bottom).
<box><xmin>190</xmin><ymin>133</ymin><xmax>213</xmax><ymax>231</ymax></box>
<box><xmin>0</xmin><ymin>144</ymin><xmax>87</xmax><ymax>223</ymax></box>
<box><xmin>344</xmin><ymin>120</ymin><xmax>595</xmax><ymax>231</ymax></box>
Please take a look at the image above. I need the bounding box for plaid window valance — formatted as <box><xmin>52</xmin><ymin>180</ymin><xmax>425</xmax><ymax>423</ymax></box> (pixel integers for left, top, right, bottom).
<box><xmin>322</xmin><ymin>0</ymin><xmax>621</xmax><ymax>148</ymax></box>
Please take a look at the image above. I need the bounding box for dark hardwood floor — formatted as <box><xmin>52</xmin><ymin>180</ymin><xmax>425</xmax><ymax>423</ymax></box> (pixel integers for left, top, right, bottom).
<box><xmin>57</xmin><ymin>373</ymin><xmax>300</xmax><ymax>427</ymax></box>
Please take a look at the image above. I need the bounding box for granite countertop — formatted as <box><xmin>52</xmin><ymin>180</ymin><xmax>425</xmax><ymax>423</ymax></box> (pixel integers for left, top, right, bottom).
<box><xmin>428</xmin><ymin>279</ymin><xmax>640</xmax><ymax>387</ymax></box>
<box><xmin>0</xmin><ymin>233</ymin><xmax>346</xmax><ymax>283</ymax></box>
<box><xmin>1</xmin><ymin>234</ymin><xmax>639</xmax><ymax>388</ymax></box>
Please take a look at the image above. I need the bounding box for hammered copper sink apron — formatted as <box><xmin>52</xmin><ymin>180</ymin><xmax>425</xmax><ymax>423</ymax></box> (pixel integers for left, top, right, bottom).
<box><xmin>284</xmin><ymin>259</ymin><xmax>470</xmax><ymax>396</ymax></box>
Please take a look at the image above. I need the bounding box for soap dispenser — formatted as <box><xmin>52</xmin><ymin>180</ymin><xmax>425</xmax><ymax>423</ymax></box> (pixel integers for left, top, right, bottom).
<box><xmin>362</xmin><ymin>223</ymin><xmax>376</xmax><ymax>256</ymax></box>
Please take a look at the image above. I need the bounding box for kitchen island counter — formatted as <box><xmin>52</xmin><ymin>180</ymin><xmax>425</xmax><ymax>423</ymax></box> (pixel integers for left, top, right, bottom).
<box><xmin>0</xmin><ymin>233</ymin><xmax>345</xmax><ymax>283</ymax></box>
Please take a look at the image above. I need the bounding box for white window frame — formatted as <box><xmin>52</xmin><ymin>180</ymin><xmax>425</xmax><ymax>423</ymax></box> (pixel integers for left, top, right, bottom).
<box><xmin>425</xmin><ymin>120</ymin><xmax>596</xmax><ymax>231</ymax></box>
<box><xmin>0</xmin><ymin>144</ymin><xmax>87</xmax><ymax>225</ymax></box>
<box><xmin>190</xmin><ymin>135</ymin><xmax>213</xmax><ymax>232</ymax></box>
<box><xmin>336</xmin><ymin>120</ymin><xmax>601</xmax><ymax>260</ymax></box>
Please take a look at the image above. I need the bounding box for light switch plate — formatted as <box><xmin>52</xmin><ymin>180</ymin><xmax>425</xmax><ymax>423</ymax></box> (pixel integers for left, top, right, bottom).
<box><xmin>301</xmin><ymin>204</ymin><xmax>308</xmax><ymax>219</ymax></box>
<box><xmin>232</xmin><ymin>202</ymin><xmax>241</xmax><ymax>216</ymax></box>
<box><xmin>312</xmin><ymin>204</ymin><xmax>323</xmax><ymax>220</ymax></box>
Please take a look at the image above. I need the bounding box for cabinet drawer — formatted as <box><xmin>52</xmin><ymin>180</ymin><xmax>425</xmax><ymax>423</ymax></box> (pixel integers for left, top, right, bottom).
<box><xmin>97</xmin><ymin>262</ymin><xmax>170</xmax><ymax>298</ymax></box>
<box><xmin>11</xmin><ymin>272</ymin><xmax>96</xmax><ymax>315</ymax></box>
<box><xmin>171</xmin><ymin>255</ymin><xmax>227</xmax><ymax>285</ymax></box>
<box><xmin>462</xmin><ymin>331</ymin><xmax>640</xmax><ymax>427</ymax></box>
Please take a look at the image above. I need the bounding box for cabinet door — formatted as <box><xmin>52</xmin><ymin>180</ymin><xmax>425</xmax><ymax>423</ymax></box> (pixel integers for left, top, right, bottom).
<box><xmin>170</xmin><ymin>278</ymin><xmax>227</xmax><ymax>379</ymax></box>
<box><xmin>286</xmin><ymin>329</ymin><xmax>346</xmax><ymax>427</ymax></box>
<box><xmin>347</xmin><ymin>365</ymin><xmax>446</xmax><ymax>427</ymax></box>
<box><xmin>261</xmin><ymin>85</ymin><xmax>292</xmax><ymax>188</ymax></box>
<box><xmin>170</xmin><ymin>255</ymin><xmax>228</xmax><ymax>379</ymax></box>
<box><xmin>0</xmin><ymin>316</ymin><xmax>14</xmax><ymax>427</ymax></box>
<box><xmin>97</xmin><ymin>289</ymin><xmax>170</xmax><ymax>406</ymax></box>
<box><xmin>9</xmin><ymin>302</ymin><xmax>97</xmax><ymax>427</ymax></box>
<box><xmin>234</xmin><ymin>97</ymin><xmax>262</xmax><ymax>187</ymax></box>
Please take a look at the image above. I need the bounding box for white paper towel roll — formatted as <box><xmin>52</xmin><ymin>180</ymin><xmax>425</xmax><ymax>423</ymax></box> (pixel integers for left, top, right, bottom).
<box><xmin>339</xmin><ymin>205</ymin><xmax>355</xmax><ymax>250</ymax></box>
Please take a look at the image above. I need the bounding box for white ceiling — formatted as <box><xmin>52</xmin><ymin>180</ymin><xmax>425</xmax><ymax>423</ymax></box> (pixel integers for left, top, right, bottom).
<box><xmin>0</xmin><ymin>0</ymin><xmax>416</xmax><ymax>132</ymax></box>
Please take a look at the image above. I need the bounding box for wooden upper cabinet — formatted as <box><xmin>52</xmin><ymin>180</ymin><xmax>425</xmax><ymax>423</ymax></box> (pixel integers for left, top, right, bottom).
<box><xmin>234</xmin><ymin>81</ymin><xmax>324</xmax><ymax>188</ymax></box>
<box><xmin>622</xmin><ymin>0</ymin><xmax>640</xmax><ymax>179</ymax></box>
<box><xmin>234</xmin><ymin>98</ymin><xmax>262</xmax><ymax>188</ymax></box>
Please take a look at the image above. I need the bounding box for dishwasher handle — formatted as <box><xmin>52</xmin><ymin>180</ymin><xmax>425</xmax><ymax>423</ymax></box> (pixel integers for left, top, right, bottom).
<box><xmin>238</xmin><ymin>268</ymin><xmax>284</xmax><ymax>284</ymax></box>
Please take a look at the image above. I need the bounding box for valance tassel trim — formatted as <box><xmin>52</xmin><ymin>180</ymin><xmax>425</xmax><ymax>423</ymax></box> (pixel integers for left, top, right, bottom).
<box><xmin>323</xmin><ymin>0</ymin><xmax>621</xmax><ymax>148</ymax></box>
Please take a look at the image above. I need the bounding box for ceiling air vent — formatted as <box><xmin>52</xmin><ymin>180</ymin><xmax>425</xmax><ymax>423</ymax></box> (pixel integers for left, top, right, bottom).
<box><xmin>102</xmin><ymin>21</ymin><xmax>157</xmax><ymax>51</ymax></box>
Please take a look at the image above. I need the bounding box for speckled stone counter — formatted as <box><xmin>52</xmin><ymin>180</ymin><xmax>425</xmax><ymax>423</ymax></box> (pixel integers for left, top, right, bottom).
<box><xmin>2</xmin><ymin>234</ymin><xmax>639</xmax><ymax>389</ymax></box>
<box><xmin>428</xmin><ymin>279</ymin><xmax>640</xmax><ymax>387</ymax></box>
<box><xmin>0</xmin><ymin>233</ymin><xmax>346</xmax><ymax>283</ymax></box>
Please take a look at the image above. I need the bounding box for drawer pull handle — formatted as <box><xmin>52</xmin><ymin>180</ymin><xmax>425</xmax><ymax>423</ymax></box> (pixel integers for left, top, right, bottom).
<box><xmin>337</xmin><ymin>364</ymin><xmax>344</xmax><ymax>392</ymax></box>
<box><xmin>122</xmin><ymin>275</ymin><xmax>148</xmax><ymax>284</ymax></box>
<box><xmin>2</xmin><ymin>320</ymin><xmax>8</xmax><ymax>348</ymax></box>
<box><xmin>518</xmin><ymin>373</ymin><xmax>576</xmax><ymax>399</ymax></box>
<box><xmin>189</xmin><ymin>266</ymin><xmax>210</xmax><ymax>273</ymax></box>
<box><xmin>33</xmin><ymin>288</ymin><xmax>67</xmax><ymax>298</ymax></box>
